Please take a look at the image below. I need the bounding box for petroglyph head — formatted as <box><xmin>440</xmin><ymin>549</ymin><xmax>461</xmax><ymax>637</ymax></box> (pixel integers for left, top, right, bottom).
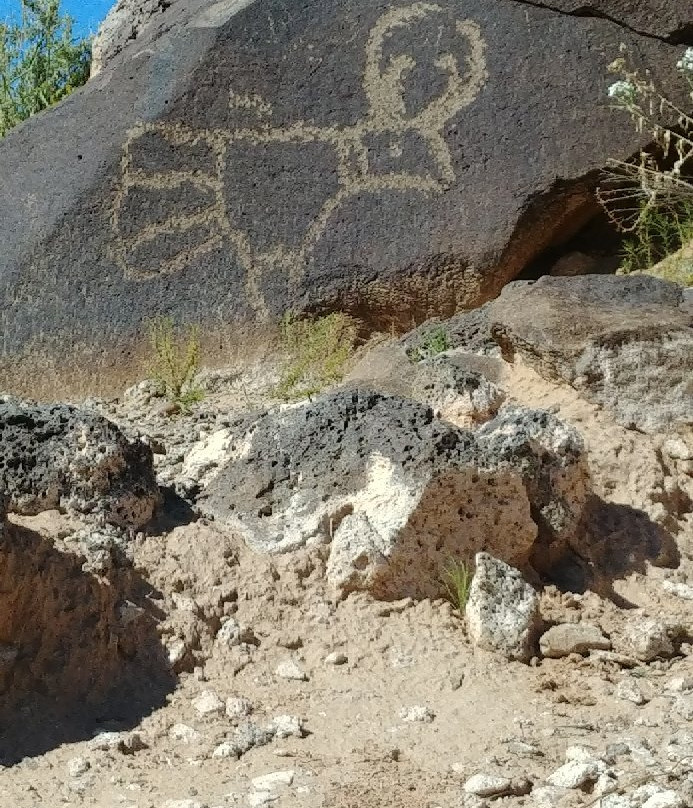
<box><xmin>364</xmin><ymin>2</ymin><xmax>487</xmax><ymax>131</ymax></box>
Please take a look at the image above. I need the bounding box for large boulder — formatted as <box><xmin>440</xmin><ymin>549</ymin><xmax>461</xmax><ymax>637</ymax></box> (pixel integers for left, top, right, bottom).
<box><xmin>0</xmin><ymin>0</ymin><xmax>690</xmax><ymax>394</ymax></box>
<box><xmin>0</xmin><ymin>398</ymin><xmax>160</xmax><ymax>528</ymax></box>
<box><xmin>199</xmin><ymin>390</ymin><xmax>589</xmax><ymax>599</ymax></box>
<box><xmin>488</xmin><ymin>275</ymin><xmax>693</xmax><ymax>433</ymax></box>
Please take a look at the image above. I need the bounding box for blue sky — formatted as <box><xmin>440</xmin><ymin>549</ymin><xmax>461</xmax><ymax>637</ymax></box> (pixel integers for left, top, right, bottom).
<box><xmin>0</xmin><ymin>0</ymin><xmax>112</xmax><ymax>37</ymax></box>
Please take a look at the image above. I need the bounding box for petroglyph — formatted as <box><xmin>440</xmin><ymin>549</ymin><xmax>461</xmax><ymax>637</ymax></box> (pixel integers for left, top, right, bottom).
<box><xmin>111</xmin><ymin>2</ymin><xmax>488</xmax><ymax>315</ymax></box>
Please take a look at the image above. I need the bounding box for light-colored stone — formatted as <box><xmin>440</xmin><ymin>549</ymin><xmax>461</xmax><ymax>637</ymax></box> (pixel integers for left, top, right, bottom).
<box><xmin>271</xmin><ymin>715</ymin><xmax>305</xmax><ymax>739</ymax></box>
<box><xmin>88</xmin><ymin>731</ymin><xmax>146</xmax><ymax>754</ymax></box>
<box><xmin>192</xmin><ymin>690</ymin><xmax>225</xmax><ymax>717</ymax></box>
<box><xmin>465</xmin><ymin>553</ymin><xmax>542</xmax><ymax>663</ymax></box>
<box><xmin>247</xmin><ymin>794</ymin><xmax>278</xmax><ymax>808</ymax></box>
<box><xmin>226</xmin><ymin>696</ymin><xmax>253</xmax><ymax>719</ymax></box>
<box><xmin>616</xmin><ymin>679</ymin><xmax>649</xmax><ymax>705</ymax></box>
<box><xmin>275</xmin><ymin>660</ymin><xmax>308</xmax><ymax>682</ymax></box>
<box><xmin>546</xmin><ymin>761</ymin><xmax>599</xmax><ymax>789</ymax></box>
<box><xmin>662</xmin><ymin>581</ymin><xmax>693</xmax><ymax>601</ymax></box>
<box><xmin>162</xmin><ymin>801</ymin><xmax>208</xmax><ymax>808</ymax></box>
<box><xmin>324</xmin><ymin>651</ymin><xmax>348</xmax><ymax>666</ymax></box>
<box><xmin>399</xmin><ymin>705</ymin><xmax>435</xmax><ymax>723</ymax></box>
<box><xmin>169</xmin><ymin>723</ymin><xmax>202</xmax><ymax>744</ymax></box>
<box><xmin>463</xmin><ymin>774</ymin><xmax>512</xmax><ymax>797</ymax></box>
<box><xmin>67</xmin><ymin>757</ymin><xmax>91</xmax><ymax>778</ymax></box>
<box><xmin>251</xmin><ymin>771</ymin><xmax>295</xmax><ymax>791</ymax></box>
<box><xmin>642</xmin><ymin>791</ymin><xmax>684</xmax><ymax>808</ymax></box>
<box><xmin>531</xmin><ymin>785</ymin><xmax>571</xmax><ymax>807</ymax></box>
<box><xmin>540</xmin><ymin>623</ymin><xmax>611</xmax><ymax>658</ymax></box>
<box><xmin>618</xmin><ymin>619</ymin><xmax>673</xmax><ymax>662</ymax></box>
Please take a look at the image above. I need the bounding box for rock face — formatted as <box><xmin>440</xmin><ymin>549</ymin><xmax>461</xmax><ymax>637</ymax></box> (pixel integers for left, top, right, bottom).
<box><xmin>0</xmin><ymin>398</ymin><xmax>160</xmax><ymax>528</ymax></box>
<box><xmin>465</xmin><ymin>553</ymin><xmax>542</xmax><ymax>663</ymax></box>
<box><xmin>489</xmin><ymin>275</ymin><xmax>693</xmax><ymax>433</ymax></box>
<box><xmin>0</xmin><ymin>0</ymin><xmax>689</xmax><ymax>393</ymax></box>
<box><xmin>91</xmin><ymin>0</ymin><xmax>180</xmax><ymax>75</ymax></box>
<box><xmin>200</xmin><ymin>390</ymin><xmax>589</xmax><ymax>598</ymax></box>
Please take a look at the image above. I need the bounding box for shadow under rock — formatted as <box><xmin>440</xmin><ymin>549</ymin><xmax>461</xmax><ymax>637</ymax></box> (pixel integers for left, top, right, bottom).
<box><xmin>0</xmin><ymin>522</ymin><xmax>174</xmax><ymax>764</ymax></box>
<box><xmin>146</xmin><ymin>484</ymin><xmax>198</xmax><ymax>536</ymax></box>
<box><xmin>537</xmin><ymin>494</ymin><xmax>681</xmax><ymax>605</ymax></box>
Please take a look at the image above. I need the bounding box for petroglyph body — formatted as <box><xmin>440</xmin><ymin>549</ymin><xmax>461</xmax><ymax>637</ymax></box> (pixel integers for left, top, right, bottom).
<box><xmin>112</xmin><ymin>3</ymin><xmax>488</xmax><ymax>315</ymax></box>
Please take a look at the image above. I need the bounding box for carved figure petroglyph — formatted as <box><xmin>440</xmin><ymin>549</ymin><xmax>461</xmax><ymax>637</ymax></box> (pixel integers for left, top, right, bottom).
<box><xmin>111</xmin><ymin>3</ymin><xmax>488</xmax><ymax>315</ymax></box>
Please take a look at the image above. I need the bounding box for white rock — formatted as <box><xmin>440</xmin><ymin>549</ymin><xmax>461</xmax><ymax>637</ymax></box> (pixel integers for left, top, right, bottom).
<box><xmin>169</xmin><ymin>723</ymin><xmax>202</xmax><ymax>744</ymax></box>
<box><xmin>192</xmin><ymin>690</ymin><xmax>225</xmax><ymax>717</ymax></box>
<box><xmin>618</xmin><ymin>619</ymin><xmax>673</xmax><ymax>662</ymax></box>
<box><xmin>181</xmin><ymin>428</ymin><xmax>233</xmax><ymax>486</ymax></box>
<box><xmin>251</xmin><ymin>771</ymin><xmax>295</xmax><ymax>791</ymax></box>
<box><xmin>666</xmin><ymin>676</ymin><xmax>693</xmax><ymax>693</ymax></box>
<box><xmin>67</xmin><ymin>757</ymin><xmax>91</xmax><ymax>778</ymax></box>
<box><xmin>324</xmin><ymin>651</ymin><xmax>348</xmax><ymax>665</ymax></box>
<box><xmin>642</xmin><ymin>791</ymin><xmax>683</xmax><ymax>808</ymax></box>
<box><xmin>547</xmin><ymin>761</ymin><xmax>599</xmax><ymax>789</ymax></box>
<box><xmin>216</xmin><ymin>618</ymin><xmax>242</xmax><ymax>648</ymax></box>
<box><xmin>167</xmin><ymin>638</ymin><xmax>188</xmax><ymax>666</ymax></box>
<box><xmin>463</xmin><ymin>773</ymin><xmax>512</xmax><ymax>797</ymax></box>
<box><xmin>540</xmin><ymin>623</ymin><xmax>611</xmax><ymax>658</ymax></box>
<box><xmin>531</xmin><ymin>785</ymin><xmax>571</xmax><ymax>807</ymax></box>
<box><xmin>212</xmin><ymin>742</ymin><xmax>239</xmax><ymax>760</ymax></box>
<box><xmin>465</xmin><ymin>553</ymin><xmax>542</xmax><ymax>663</ymax></box>
<box><xmin>662</xmin><ymin>581</ymin><xmax>693</xmax><ymax>601</ymax></box>
<box><xmin>271</xmin><ymin>715</ymin><xmax>305</xmax><ymax>739</ymax></box>
<box><xmin>616</xmin><ymin>679</ymin><xmax>649</xmax><ymax>705</ymax></box>
<box><xmin>88</xmin><ymin>731</ymin><xmax>145</xmax><ymax>753</ymax></box>
<box><xmin>275</xmin><ymin>660</ymin><xmax>308</xmax><ymax>681</ymax></box>
<box><xmin>247</xmin><ymin>794</ymin><xmax>278</xmax><ymax>808</ymax></box>
<box><xmin>399</xmin><ymin>705</ymin><xmax>435</xmax><ymax>723</ymax></box>
<box><xmin>674</xmin><ymin>696</ymin><xmax>693</xmax><ymax>721</ymax></box>
<box><xmin>226</xmin><ymin>696</ymin><xmax>253</xmax><ymax>719</ymax></box>
<box><xmin>161</xmin><ymin>801</ymin><xmax>208</xmax><ymax>808</ymax></box>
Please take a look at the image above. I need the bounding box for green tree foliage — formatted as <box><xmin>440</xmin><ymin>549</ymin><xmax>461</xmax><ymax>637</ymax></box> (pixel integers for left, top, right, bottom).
<box><xmin>0</xmin><ymin>0</ymin><xmax>91</xmax><ymax>137</ymax></box>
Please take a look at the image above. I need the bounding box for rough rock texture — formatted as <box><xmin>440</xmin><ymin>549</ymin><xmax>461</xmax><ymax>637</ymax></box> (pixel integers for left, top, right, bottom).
<box><xmin>0</xmin><ymin>518</ymin><xmax>172</xmax><ymax>762</ymax></box>
<box><xmin>545</xmin><ymin>0</ymin><xmax>692</xmax><ymax>41</ymax></box>
<box><xmin>539</xmin><ymin>623</ymin><xmax>611</xmax><ymax>658</ymax></box>
<box><xmin>200</xmin><ymin>390</ymin><xmax>589</xmax><ymax>598</ymax></box>
<box><xmin>465</xmin><ymin>553</ymin><xmax>542</xmax><ymax>663</ymax></box>
<box><xmin>91</xmin><ymin>0</ymin><xmax>181</xmax><ymax>75</ymax></box>
<box><xmin>0</xmin><ymin>398</ymin><xmax>160</xmax><ymax>528</ymax></box>
<box><xmin>489</xmin><ymin>275</ymin><xmax>693</xmax><ymax>433</ymax></box>
<box><xmin>0</xmin><ymin>0</ymin><xmax>690</xmax><ymax>393</ymax></box>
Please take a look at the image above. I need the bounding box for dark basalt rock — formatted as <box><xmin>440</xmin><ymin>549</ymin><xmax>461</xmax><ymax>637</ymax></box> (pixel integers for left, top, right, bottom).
<box><xmin>0</xmin><ymin>398</ymin><xmax>160</xmax><ymax>528</ymax></box>
<box><xmin>0</xmin><ymin>0</ymin><xmax>690</xmax><ymax>394</ymax></box>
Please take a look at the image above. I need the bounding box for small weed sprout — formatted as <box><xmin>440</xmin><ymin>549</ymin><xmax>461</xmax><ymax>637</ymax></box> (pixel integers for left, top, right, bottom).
<box><xmin>598</xmin><ymin>46</ymin><xmax>693</xmax><ymax>283</ymax></box>
<box><xmin>442</xmin><ymin>558</ymin><xmax>473</xmax><ymax>612</ymax></box>
<box><xmin>407</xmin><ymin>326</ymin><xmax>451</xmax><ymax>362</ymax></box>
<box><xmin>275</xmin><ymin>311</ymin><xmax>358</xmax><ymax>401</ymax></box>
<box><xmin>148</xmin><ymin>316</ymin><xmax>204</xmax><ymax>412</ymax></box>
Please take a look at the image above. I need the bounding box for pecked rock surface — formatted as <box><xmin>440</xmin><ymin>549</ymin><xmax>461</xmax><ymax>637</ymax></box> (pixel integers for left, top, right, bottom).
<box><xmin>0</xmin><ymin>397</ymin><xmax>160</xmax><ymax>528</ymax></box>
<box><xmin>200</xmin><ymin>390</ymin><xmax>589</xmax><ymax>599</ymax></box>
<box><xmin>489</xmin><ymin>275</ymin><xmax>693</xmax><ymax>433</ymax></box>
<box><xmin>0</xmin><ymin>0</ymin><xmax>690</xmax><ymax>394</ymax></box>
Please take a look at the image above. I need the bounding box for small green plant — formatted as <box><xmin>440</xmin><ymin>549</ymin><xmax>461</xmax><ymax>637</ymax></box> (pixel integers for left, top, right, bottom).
<box><xmin>598</xmin><ymin>46</ymin><xmax>693</xmax><ymax>284</ymax></box>
<box><xmin>619</xmin><ymin>199</ymin><xmax>693</xmax><ymax>279</ymax></box>
<box><xmin>442</xmin><ymin>558</ymin><xmax>473</xmax><ymax>612</ymax></box>
<box><xmin>275</xmin><ymin>311</ymin><xmax>358</xmax><ymax>400</ymax></box>
<box><xmin>407</xmin><ymin>326</ymin><xmax>451</xmax><ymax>362</ymax></box>
<box><xmin>148</xmin><ymin>316</ymin><xmax>204</xmax><ymax>412</ymax></box>
<box><xmin>0</xmin><ymin>0</ymin><xmax>91</xmax><ymax>138</ymax></box>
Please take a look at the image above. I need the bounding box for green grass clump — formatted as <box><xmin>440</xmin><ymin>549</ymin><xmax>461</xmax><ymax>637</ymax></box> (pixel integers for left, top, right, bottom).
<box><xmin>275</xmin><ymin>311</ymin><xmax>358</xmax><ymax>401</ymax></box>
<box><xmin>618</xmin><ymin>200</ymin><xmax>693</xmax><ymax>283</ymax></box>
<box><xmin>442</xmin><ymin>558</ymin><xmax>473</xmax><ymax>612</ymax></box>
<box><xmin>0</xmin><ymin>0</ymin><xmax>91</xmax><ymax>138</ymax></box>
<box><xmin>148</xmin><ymin>316</ymin><xmax>204</xmax><ymax>412</ymax></box>
<box><xmin>407</xmin><ymin>326</ymin><xmax>451</xmax><ymax>362</ymax></box>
